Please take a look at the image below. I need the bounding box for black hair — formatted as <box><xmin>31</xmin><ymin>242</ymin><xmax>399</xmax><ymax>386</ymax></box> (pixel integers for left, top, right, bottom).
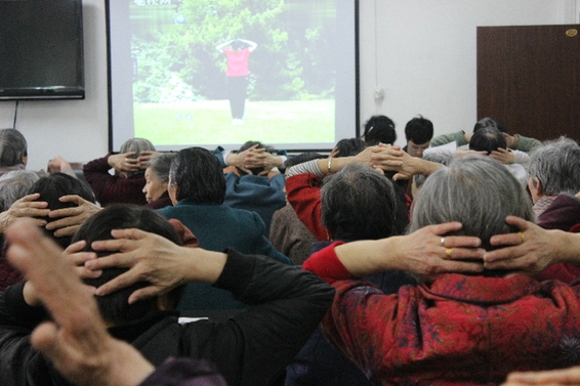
<box><xmin>321</xmin><ymin>163</ymin><xmax>408</xmax><ymax>241</ymax></box>
<box><xmin>237</xmin><ymin>141</ymin><xmax>276</xmax><ymax>175</ymax></box>
<box><xmin>363</xmin><ymin>115</ymin><xmax>397</xmax><ymax>146</ymax></box>
<box><xmin>334</xmin><ymin>138</ymin><xmax>366</xmax><ymax>157</ymax></box>
<box><xmin>0</xmin><ymin>129</ymin><xmax>27</xmax><ymax>167</ymax></box>
<box><xmin>405</xmin><ymin>115</ymin><xmax>434</xmax><ymax>145</ymax></box>
<box><xmin>469</xmin><ymin>127</ymin><xmax>507</xmax><ymax>155</ymax></box>
<box><xmin>284</xmin><ymin>152</ymin><xmax>323</xmax><ymax>169</ymax></box>
<box><xmin>27</xmin><ymin>172</ymin><xmax>96</xmax><ymax>248</ymax></box>
<box><xmin>73</xmin><ymin>204</ymin><xmax>184</xmax><ymax>325</ymax></box>
<box><xmin>169</xmin><ymin>147</ymin><xmax>226</xmax><ymax>204</ymax></box>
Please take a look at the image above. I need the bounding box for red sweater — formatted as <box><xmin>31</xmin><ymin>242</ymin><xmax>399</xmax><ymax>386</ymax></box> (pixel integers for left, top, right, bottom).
<box><xmin>304</xmin><ymin>243</ymin><xmax>580</xmax><ymax>385</ymax></box>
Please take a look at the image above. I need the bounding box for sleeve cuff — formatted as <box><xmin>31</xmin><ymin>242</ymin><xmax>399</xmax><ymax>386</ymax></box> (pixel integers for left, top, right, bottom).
<box><xmin>213</xmin><ymin>248</ymin><xmax>255</xmax><ymax>294</ymax></box>
<box><xmin>302</xmin><ymin>241</ymin><xmax>354</xmax><ymax>284</ymax></box>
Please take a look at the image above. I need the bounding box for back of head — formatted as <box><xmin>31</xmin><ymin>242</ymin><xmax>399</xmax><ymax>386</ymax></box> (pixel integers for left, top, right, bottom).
<box><xmin>147</xmin><ymin>153</ymin><xmax>175</xmax><ymax>183</ymax></box>
<box><xmin>528</xmin><ymin>136</ymin><xmax>580</xmax><ymax>196</ymax></box>
<box><xmin>363</xmin><ymin>115</ymin><xmax>397</xmax><ymax>146</ymax></box>
<box><xmin>0</xmin><ymin>170</ymin><xmax>42</xmax><ymax>211</ymax></box>
<box><xmin>410</xmin><ymin>156</ymin><xmax>534</xmax><ymax>251</ymax></box>
<box><xmin>27</xmin><ymin>173</ymin><xmax>96</xmax><ymax>248</ymax></box>
<box><xmin>73</xmin><ymin>204</ymin><xmax>183</xmax><ymax>325</ymax></box>
<box><xmin>321</xmin><ymin>163</ymin><xmax>408</xmax><ymax>240</ymax></box>
<box><xmin>473</xmin><ymin>117</ymin><xmax>507</xmax><ymax>134</ymax></box>
<box><xmin>284</xmin><ymin>152</ymin><xmax>323</xmax><ymax>169</ymax></box>
<box><xmin>334</xmin><ymin>138</ymin><xmax>365</xmax><ymax>157</ymax></box>
<box><xmin>120</xmin><ymin>138</ymin><xmax>156</xmax><ymax>177</ymax></box>
<box><xmin>405</xmin><ymin>115</ymin><xmax>434</xmax><ymax>145</ymax></box>
<box><xmin>0</xmin><ymin>129</ymin><xmax>27</xmax><ymax>168</ymax></box>
<box><xmin>169</xmin><ymin>147</ymin><xmax>226</xmax><ymax>203</ymax></box>
<box><xmin>238</xmin><ymin>140</ymin><xmax>275</xmax><ymax>175</ymax></box>
<box><xmin>469</xmin><ymin>127</ymin><xmax>507</xmax><ymax>154</ymax></box>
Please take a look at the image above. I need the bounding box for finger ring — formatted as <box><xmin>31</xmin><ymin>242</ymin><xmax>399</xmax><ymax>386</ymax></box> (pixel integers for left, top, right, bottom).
<box><xmin>445</xmin><ymin>248</ymin><xmax>452</xmax><ymax>257</ymax></box>
<box><xmin>440</xmin><ymin>237</ymin><xmax>445</xmax><ymax>246</ymax></box>
<box><xmin>518</xmin><ymin>232</ymin><xmax>525</xmax><ymax>243</ymax></box>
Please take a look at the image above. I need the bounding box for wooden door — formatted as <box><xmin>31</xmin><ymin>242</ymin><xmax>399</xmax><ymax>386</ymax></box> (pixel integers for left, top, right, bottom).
<box><xmin>477</xmin><ymin>24</ymin><xmax>580</xmax><ymax>143</ymax></box>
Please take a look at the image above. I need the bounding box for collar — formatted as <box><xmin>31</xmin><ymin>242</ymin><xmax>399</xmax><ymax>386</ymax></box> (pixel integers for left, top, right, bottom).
<box><xmin>419</xmin><ymin>273</ymin><xmax>539</xmax><ymax>305</ymax></box>
<box><xmin>534</xmin><ymin>196</ymin><xmax>558</xmax><ymax>218</ymax></box>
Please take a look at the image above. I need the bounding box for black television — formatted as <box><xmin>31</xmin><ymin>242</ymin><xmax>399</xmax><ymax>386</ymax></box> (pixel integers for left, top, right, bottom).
<box><xmin>0</xmin><ymin>0</ymin><xmax>85</xmax><ymax>100</ymax></box>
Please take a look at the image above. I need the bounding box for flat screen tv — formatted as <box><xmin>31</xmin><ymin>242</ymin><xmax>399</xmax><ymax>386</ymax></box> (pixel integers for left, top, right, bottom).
<box><xmin>0</xmin><ymin>0</ymin><xmax>85</xmax><ymax>100</ymax></box>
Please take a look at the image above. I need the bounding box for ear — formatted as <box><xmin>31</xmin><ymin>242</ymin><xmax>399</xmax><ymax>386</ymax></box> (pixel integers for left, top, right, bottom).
<box><xmin>168</xmin><ymin>182</ymin><xmax>179</xmax><ymax>205</ymax></box>
<box><xmin>528</xmin><ymin>177</ymin><xmax>543</xmax><ymax>199</ymax></box>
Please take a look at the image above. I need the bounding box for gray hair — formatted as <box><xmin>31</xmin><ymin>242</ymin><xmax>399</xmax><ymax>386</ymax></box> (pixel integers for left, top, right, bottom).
<box><xmin>0</xmin><ymin>129</ymin><xmax>28</xmax><ymax>168</ymax></box>
<box><xmin>0</xmin><ymin>170</ymin><xmax>43</xmax><ymax>211</ymax></box>
<box><xmin>321</xmin><ymin>163</ymin><xmax>408</xmax><ymax>240</ymax></box>
<box><xmin>119</xmin><ymin>138</ymin><xmax>156</xmax><ymax>177</ymax></box>
<box><xmin>528</xmin><ymin>137</ymin><xmax>580</xmax><ymax>196</ymax></box>
<box><xmin>147</xmin><ymin>153</ymin><xmax>175</xmax><ymax>183</ymax></box>
<box><xmin>413</xmin><ymin>151</ymin><xmax>453</xmax><ymax>190</ymax></box>
<box><xmin>120</xmin><ymin>138</ymin><xmax>156</xmax><ymax>157</ymax></box>
<box><xmin>410</xmin><ymin>155</ymin><xmax>534</xmax><ymax>250</ymax></box>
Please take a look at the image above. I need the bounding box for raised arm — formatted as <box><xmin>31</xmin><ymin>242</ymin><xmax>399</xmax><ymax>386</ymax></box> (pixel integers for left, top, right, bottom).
<box><xmin>216</xmin><ymin>39</ymin><xmax>235</xmax><ymax>51</ymax></box>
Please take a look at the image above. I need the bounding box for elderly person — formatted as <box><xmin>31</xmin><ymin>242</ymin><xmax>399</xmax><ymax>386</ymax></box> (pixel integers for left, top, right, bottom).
<box><xmin>143</xmin><ymin>153</ymin><xmax>175</xmax><ymax>210</ymax></box>
<box><xmin>0</xmin><ymin>204</ymin><xmax>333</xmax><ymax>386</ymax></box>
<box><xmin>527</xmin><ymin>136</ymin><xmax>580</xmax><ymax>219</ymax></box>
<box><xmin>215</xmin><ymin>141</ymin><xmax>287</xmax><ymax>236</ymax></box>
<box><xmin>0</xmin><ymin>173</ymin><xmax>98</xmax><ymax>290</ymax></box>
<box><xmin>286</xmin><ymin>162</ymin><xmax>412</xmax><ymax>386</ymax></box>
<box><xmin>286</xmin><ymin>144</ymin><xmax>410</xmax><ymax>241</ymax></box>
<box><xmin>303</xmin><ymin>155</ymin><xmax>580</xmax><ymax>385</ymax></box>
<box><xmin>83</xmin><ymin>138</ymin><xmax>159</xmax><ymax>206</ymax></box>
<box><xmin>158</xmin><ymin>147</ymin><xmax>291</xmax><ymax>311</ymax></box>
<box><xmin>0</xmin><ymin>129</ymin><xmax>28</xmax><ymax>177</ymax></box>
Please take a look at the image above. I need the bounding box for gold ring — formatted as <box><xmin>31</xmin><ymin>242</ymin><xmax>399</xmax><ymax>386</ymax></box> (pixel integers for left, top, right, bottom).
<box><xmin>440</xmin><ymin>237</ymin><xmax>445</xmax><ymax>246</ymax></box>
<box><xmin>518</xmin><ymin>232</ymin><xmax>525</xmax><ymax>243</ymax></box>
<box><xmin>445</xmin><ymin>248</ymin><xmax>452</xmax><ymax>257</ymax></box>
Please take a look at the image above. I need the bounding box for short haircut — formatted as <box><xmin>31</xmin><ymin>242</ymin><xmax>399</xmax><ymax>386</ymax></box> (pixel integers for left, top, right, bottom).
<box><xmin>469</xmin><ymin>127</ymin><xmax>507</xmax><ymax>154</ymax></box>
<box><xmin>147</xmin><ymin>153</ymin><xmax>175</xmax><ymax>184</ymax></box>
<box><xmin>27</xmin><ymin>172</ymin><xmax>96</xmax><ymax>248</ymax></box>
<box><xmin>405</xmin><ymin>116</ymin><xmax>434</xmax><ymax>145</ymax></box>
<box><xmin>237</xmin><ymin>141</ymin><xmax>275</xmax><ymax>175</ymax></box>
<box><xmin>473</xmin><ymin>117</ymin><xmax>507</xmax><ymax>134</ymax></box>
<box><xmin>120</xmin><ymin>138</ymin><xmax>156</xmax><ymax>177</ymax></box>
<box><xmin>410</xmin><ymin>156</ymin><xmax>534</xmax><ymax>252</ymax></box>
<box><xmin>363</xmin><ymin>115</ymin><xmax>397</xmax><ymax>146</ymax></box>
<box><xmin>528</xmin><ymin>137</ymin><xmax>580</xmax><ymax>196</ymax></box>
<box><xmin>169</xmin><ymin>147</ymin><xmax>226</xmax><ymax>204</ymax></box>
<box><xmin>321</xmin><ymin>163</ymin><xmax>408</xmax><ymax>240</ymax></box>
<box><xmin>334</xmin><ymin>138</ymin><xmax>365</xmax><ymax>157</ymax></box>
<box><xmin>0</xmin><ymin>129</ymin><xmax>27</xmax><ymax>168</ymax></box>
<box><xmin>0</xmin><ymin>170</ymin><xmax>43</xmax><ymax>211</ymax></box>
<box><xmin>284</xmin><ymin>152</ymin><xmax>323</xmax><ymax>169</ymax></box>
<box><xmin>73</xmin><ymin>204</ymin><xmax>184</xmax><ymax>325</ymax></box>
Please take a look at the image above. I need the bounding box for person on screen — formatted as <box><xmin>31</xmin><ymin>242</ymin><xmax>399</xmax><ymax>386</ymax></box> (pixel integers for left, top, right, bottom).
<box><xmin>216</xmin><ymin>38</ymin><xmax>258</xmax><ymax>126</ymax></box>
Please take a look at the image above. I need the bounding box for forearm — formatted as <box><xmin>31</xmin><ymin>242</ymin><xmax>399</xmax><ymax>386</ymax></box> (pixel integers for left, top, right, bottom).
<box><xmin>181</xmin><ymin>248</ymin><xmax>228</xmax><ymax>285</ymax></box>
<box><xmin>334</xmin><ymin>237</ymin><xmax>405</xmax><ymax>276</ymax></box>
<box><xmin>554</xmin><ymin>231</ymin><xmax>580</xmax><ymax>266</ymax></box>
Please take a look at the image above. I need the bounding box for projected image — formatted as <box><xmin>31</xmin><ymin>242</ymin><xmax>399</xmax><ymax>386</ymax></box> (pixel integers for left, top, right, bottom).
<box><xmin>127</xmin><ymin>0</ymin><xmax>342</xmax><ymax>147</ymax></box>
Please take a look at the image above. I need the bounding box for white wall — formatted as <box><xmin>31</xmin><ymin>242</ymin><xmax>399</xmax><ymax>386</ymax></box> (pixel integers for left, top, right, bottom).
<box><xmin>0</xmin><ymin>0</ymin><xmax>108</xmax><ymax>172</ymax></box>
<box><xmin>359</xmin><ymin>0</ymin><xmax>579</xmax><ymax>147</ymax></box>
<box><xmin>0</xmin><ymin>0</ymin><xmax>578</xmax><ymax>171</ymax></box>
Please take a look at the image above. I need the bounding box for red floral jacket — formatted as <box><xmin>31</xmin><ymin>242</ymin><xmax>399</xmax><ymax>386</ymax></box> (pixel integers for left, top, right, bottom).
<box><xmin>304</xmin><ymin>242</ymin><xmax>580</xmax><ymax>385</ymax></box>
